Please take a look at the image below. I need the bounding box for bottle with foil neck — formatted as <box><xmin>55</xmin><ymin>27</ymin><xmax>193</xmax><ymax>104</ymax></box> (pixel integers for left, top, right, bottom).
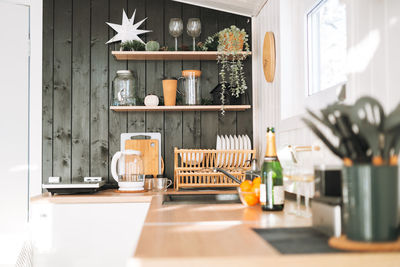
<box><xmin>260</xmin><ymin>127</ymin><xmax>284</xmax><ymax>211</ymax></box>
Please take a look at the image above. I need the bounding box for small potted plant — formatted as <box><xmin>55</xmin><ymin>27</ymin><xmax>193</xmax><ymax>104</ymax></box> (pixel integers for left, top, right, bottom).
<box><xmin>203</xmin><ymin>26</ymin><xmax>250</xmax><ymax>105</ymax></box>
<box><xmin>120</xmin><ymin>40</ymin><xmax>145</xmax><ymax>51</ymax></box>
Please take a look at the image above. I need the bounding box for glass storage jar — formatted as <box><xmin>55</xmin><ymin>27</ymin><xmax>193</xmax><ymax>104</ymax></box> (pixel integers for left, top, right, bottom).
<box><xmin>112</xmin><ymin>70</ymin><xmax>138</xmax><ymax>106</ymax></box>
<box><xmin>179</xmin><ymin>70</ymin><xmax>201</xmax><ymax>105</ymax></box>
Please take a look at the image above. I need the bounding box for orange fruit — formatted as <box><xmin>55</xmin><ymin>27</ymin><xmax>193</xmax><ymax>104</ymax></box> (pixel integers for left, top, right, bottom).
<box><xmin>240</xmin><ymin>180</ymin><xmax>253</xmax><ymax>192</ymax></box>
<box><xmin>251</xmin><ymin>183</ymin><xmax>260</xmax><ymax>198</ymax></box>
<box><xmin>243</xmin><ymin>194</ymin><xmax>259</xmax><ymax>206</ymax></box>
<box><xmin>252</xmin><ymin>177</ymin><xmax>261</xmax><ymax>185</ymax></box>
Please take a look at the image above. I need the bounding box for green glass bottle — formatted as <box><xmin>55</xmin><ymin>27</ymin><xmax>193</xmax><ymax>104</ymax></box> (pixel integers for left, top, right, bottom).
<box><xmin>260</xmin><ymin>127</ymin><xmax>284</xmax><ymax>211</ymax></box>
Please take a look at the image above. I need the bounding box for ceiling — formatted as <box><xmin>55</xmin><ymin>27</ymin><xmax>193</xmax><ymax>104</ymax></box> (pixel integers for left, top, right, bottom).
<box><xmin>173</xmin><ymin>0</ymin><xmax>268</xmax><ymax>17</ymax></box>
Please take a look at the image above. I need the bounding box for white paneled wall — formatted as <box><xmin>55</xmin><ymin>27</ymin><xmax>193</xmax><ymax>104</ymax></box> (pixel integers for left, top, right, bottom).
<box><xmin>252</xmin><ymin>0</ymin><xmax>281</xmax><ymax>162</ymax></box>
<box><xmin>346</xmin><ymin>0</ymin><xmax>400</xmax><ymax>112</ymax></box>
<box><xmin>253</xmin><ymin>0</ymin><xmax>400</xmax><ymax>166</ymax></box>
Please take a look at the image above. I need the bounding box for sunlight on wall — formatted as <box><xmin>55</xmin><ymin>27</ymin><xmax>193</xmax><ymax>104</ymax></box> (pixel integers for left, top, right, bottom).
<box><xmin>347</xmin><ymin>29</ymin><xmax>380</xmax><ymax>74</ymax></box>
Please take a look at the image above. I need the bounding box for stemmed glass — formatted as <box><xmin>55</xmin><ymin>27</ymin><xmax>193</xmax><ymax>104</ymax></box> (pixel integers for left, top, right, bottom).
<box><xmin>186</xmin><ymin>18</ymin><xmax>201</xmax><ymax>51</ymax></box>
<box><xmin>169</xmin><ymin>18</ymin><xmax>183</xmax><ymax>51</ymax></box>
<box><xmin>292</xmin><ymin>148</ymin><xmax>315</xmax><ymax>217</ymax></box>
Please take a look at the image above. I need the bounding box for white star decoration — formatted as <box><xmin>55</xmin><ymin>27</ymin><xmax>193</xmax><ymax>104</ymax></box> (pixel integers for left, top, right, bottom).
<box><xmin>106</xmin><ymin>9</ymin><xmax>151</xmax><ymax>44</ymax></box>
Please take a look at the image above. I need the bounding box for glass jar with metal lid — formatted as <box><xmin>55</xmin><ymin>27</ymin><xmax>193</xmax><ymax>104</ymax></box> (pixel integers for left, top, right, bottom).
<box><xmin>112</xmin><ymin>70</ymin><xmax>138</xmax><ymax>106</ymax></box>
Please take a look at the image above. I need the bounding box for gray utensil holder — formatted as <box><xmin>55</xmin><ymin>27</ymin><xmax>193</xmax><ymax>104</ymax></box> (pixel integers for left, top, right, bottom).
<box><xmin>342</xmin><ymin>165</ymin><xmax>399</xmax><ymax>242</ymax></box>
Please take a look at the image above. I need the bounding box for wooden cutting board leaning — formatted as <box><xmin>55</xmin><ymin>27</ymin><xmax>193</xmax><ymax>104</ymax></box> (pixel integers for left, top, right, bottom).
<box><xmin>125</xmin><ymin>139</ymin><xmax>160</xmax><ymax>178</ymax></box>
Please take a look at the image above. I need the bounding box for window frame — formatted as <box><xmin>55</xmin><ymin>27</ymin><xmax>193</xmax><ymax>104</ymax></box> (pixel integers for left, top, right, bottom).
<box><xmin>306</xmin><ymin>0</ymin><xmax>347</xmax><ymax>96</ymax></box>
<box><xmin>279</xmin><ymin>0</ymin><xmax>346</xmax><ymax>132</ymax></box>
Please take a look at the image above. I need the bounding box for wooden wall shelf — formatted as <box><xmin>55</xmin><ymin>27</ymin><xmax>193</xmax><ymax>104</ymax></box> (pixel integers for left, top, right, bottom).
<box><xmin>112</xmin><ymin>51</ymin><xmax>252</xmax><ymax>61</ymax></box>
<box><xmin>110</xmin><ymin>105</ymin><xmax>251</xmax><ymax>112</ymax></box>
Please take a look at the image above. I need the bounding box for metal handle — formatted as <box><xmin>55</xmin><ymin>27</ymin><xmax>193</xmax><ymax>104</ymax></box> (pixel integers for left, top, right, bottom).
<box><xmin>294</xmin><ymin>145</ymin><xmax>320</xmax><ymax>152</ymax></box>
<box><xmin>213</xmin><ymin>168</ymin><xmax>241</xmax><ymax>184</ymax></box>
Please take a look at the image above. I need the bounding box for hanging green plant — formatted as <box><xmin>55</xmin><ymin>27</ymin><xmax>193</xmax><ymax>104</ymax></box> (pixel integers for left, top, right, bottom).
<box><xmin>203</xmin><ymin>25</ymin><xmax>250</xmax><ymax>106</ymax></box>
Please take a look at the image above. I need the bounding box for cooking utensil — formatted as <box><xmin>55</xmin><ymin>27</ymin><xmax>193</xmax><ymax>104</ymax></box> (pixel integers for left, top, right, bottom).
<box><xmin>349</xmin><ymin>96</ymin><xmax>385</xmax><ymax>165</ymax></box>
<box><xmin>306</xmin><ymin>108</ymin><xmax>340</xmax><ymax>136</ymax></box>
<box><xmin>323</xmin><ymin>104</ymin><xmax>370</xmax><ymax>162</ymax></box>
<box><xmin>384</xmin><ymin>103</ymin><xmax>400</xmax><ymax>132</ymax></box>
<box><xmin>390</xmin><ymin>136</ymin><xmax>400</xmax><ymax>165</ymax></box>
<box><xmin>302</xmin><ymin>118</ymin><xmax>347</xmax><ymax>161</ymax></box>
<box><xmin>383</xmin><ymin>104</ymin><xmax>400</xmax><ymax>162</ymax></box>
<box><xmin>316</xmin><ymin>105</ymin><xmax>354</xmax><ymax>159</ymax></box>
<box><xmin>383</xmin><ymin>130</ymin><xmax>400</xmax><ymax>162</ymax></box>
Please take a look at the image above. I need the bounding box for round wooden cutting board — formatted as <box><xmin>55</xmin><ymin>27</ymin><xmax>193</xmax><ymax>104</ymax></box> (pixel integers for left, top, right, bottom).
<box><xmin>329</xmin><ymin>235</ymin><xmax>400</xmax><ymax>252</ymax></box>
<box><xmin>263</xmin><ymin>32</ymin><xmax>276</xmax><ymax>83</ymax></box>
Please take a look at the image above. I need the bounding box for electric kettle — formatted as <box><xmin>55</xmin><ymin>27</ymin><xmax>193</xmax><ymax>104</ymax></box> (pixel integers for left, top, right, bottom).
<box><xmin>111</xmin><ymin>150</ymin><xmax>144</xmax><ymax>191</ymax></box>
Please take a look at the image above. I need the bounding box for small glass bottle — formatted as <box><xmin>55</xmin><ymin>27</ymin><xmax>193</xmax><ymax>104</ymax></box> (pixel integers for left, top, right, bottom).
<box><xmin>260</xmin><ymin>127</ymin><xmax>284</xmax><ymax>211</ymax></box>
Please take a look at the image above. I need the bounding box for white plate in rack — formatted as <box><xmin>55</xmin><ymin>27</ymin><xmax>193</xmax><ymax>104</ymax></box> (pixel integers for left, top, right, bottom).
<box><xmin>242</xmin><ymin>135</ymin><xmax>248</xmax><ymax>165</ymax></box>
<box><xmin>245</xmin><ymin>135</ymin><xmax>252</xmax><ymax>162</ymax></box>
<box><xmin>216</xmin><ymin>135</ymin><xmax>221</xmax><ymax>166</ymax></box>
<box><xmin>238</xmin><ymin>135</ymin><xmax>244</xmax><ymax>166</ymax></box>
<box><xmin>216</xmin><ymin>135</ymin><xmax>221</xmax><ymax>150</ymax></box>
<box><xmin>234</xmin><ymin>135</ymin><xmax>239</xmax><ymax>166</ymax></box>
<box><xmin>221</xmin><ymin>136</ymin><xmax>227</xmax><ymax>166</ymax></box>
<box><xmin>229</xmin><ymin>135</ymin><xmax>235</xmax><ymax>165</ymax></box>
<box><xmin>225</xmin><ymin>135</ymin><xmax>231</xmax><ymax>165</ymax></box>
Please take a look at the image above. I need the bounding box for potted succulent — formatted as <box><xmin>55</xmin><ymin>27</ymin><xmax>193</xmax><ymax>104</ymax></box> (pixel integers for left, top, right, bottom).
<box><xmin>203</xmin><ymin>26</ymin><xmax>250</xmax><ymax>105</ymax></box>
<box><xmin>120</xmin><ymin>40</ymin><xmax>145</xmax><ymax>51</ymax></box>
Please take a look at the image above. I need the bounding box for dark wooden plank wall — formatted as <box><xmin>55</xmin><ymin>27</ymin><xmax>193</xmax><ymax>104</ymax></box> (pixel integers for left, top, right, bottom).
<box><xmin>42</xmin><ymin>0</ymin><xmax>253</xmax><ymax>183</ymax></box>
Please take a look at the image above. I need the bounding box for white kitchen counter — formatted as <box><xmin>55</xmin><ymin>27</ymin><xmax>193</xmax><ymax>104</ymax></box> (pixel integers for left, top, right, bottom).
<box><xmin>30</xmin><ymin>192</ymin><xmax>152</xmax><ymax>267</ymax></box>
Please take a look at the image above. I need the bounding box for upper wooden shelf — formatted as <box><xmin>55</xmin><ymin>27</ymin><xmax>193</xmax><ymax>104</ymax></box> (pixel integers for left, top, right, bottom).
<box><xmin>112</xmin><ymin>51</ymin><xmax>252</xmax><ymax>61</ymax></box>
<box><xmin>110</xmin><ymin>105</ymin><xmax>251</xmax><ymax>112</ymax></box>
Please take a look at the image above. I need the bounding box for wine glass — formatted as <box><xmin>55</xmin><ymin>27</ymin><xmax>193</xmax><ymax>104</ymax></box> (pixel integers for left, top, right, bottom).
<box><xmin>293</xmin><ymin>148</ymin><xmax>315</xmax><ymax>218</ymax></box>
<box><xmin>169</xmin><ymin>18</ymin><xmax>183</xmax><ymax>51</ymax></box>
<box><xmin>186</xmin><ymin>18</ymin><xmax>201</xmax><ymax>51</ymax></box>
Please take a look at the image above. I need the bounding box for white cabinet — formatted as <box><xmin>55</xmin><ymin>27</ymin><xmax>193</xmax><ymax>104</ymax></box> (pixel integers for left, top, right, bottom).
<box><xmin>30</xmin><ymin>202</ymin><xmax>150</xmax><ymax>267</ymax></box>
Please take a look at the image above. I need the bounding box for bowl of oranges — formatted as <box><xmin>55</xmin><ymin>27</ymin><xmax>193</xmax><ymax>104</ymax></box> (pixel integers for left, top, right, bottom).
<box><xmin>238</xmin><ymin>177</ymin><xmax>261</xmax><ymax>206</ymax></box>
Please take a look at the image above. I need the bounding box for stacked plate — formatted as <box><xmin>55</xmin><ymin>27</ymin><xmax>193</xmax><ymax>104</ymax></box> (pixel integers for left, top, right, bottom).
<box><xmin>216</xmin><ymin>135</ymin><xmax>252</xmax><ymax>166</ymax></box>
<box><xmin>216</xmin><ymin>135</ymin><xmax>252</xmax><ymax>151</ymax></box>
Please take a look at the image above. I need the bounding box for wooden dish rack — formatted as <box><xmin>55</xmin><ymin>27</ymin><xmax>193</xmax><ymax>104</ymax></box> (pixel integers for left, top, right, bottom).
<box><xmin>174</xmin><ymin>148</ymin><xmax>256</xmax><ymax>190</ymax></box>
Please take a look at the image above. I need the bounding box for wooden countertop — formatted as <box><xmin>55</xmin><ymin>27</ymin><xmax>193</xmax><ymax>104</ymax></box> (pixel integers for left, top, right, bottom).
<box><xmin>31</xmin><ymin>190</ymin><xmax>400</xmax><ymax>266</ymax></box>
<box><xmin>133</xmin><ymin>191</ymin><xmax>400</xmax><ymax>266</ymax></box>
<box><xmin>30</xmin><ymin>189</ymin><xmax>154</xmax><ymax>204</ymax></box>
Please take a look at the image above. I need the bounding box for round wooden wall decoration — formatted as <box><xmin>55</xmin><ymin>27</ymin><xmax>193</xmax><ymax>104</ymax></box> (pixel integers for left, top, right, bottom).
<box><xmin>263</xmin><ymin>32</ymin><xmax>276</xmax><ymax>83</ymax></box>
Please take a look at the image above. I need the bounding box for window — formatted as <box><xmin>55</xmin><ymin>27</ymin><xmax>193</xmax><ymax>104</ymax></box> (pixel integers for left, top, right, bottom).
<box><xmin>307</xmin><ymin>0</ymin><xmax>346</xmax><ymax>95</ymax></box>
